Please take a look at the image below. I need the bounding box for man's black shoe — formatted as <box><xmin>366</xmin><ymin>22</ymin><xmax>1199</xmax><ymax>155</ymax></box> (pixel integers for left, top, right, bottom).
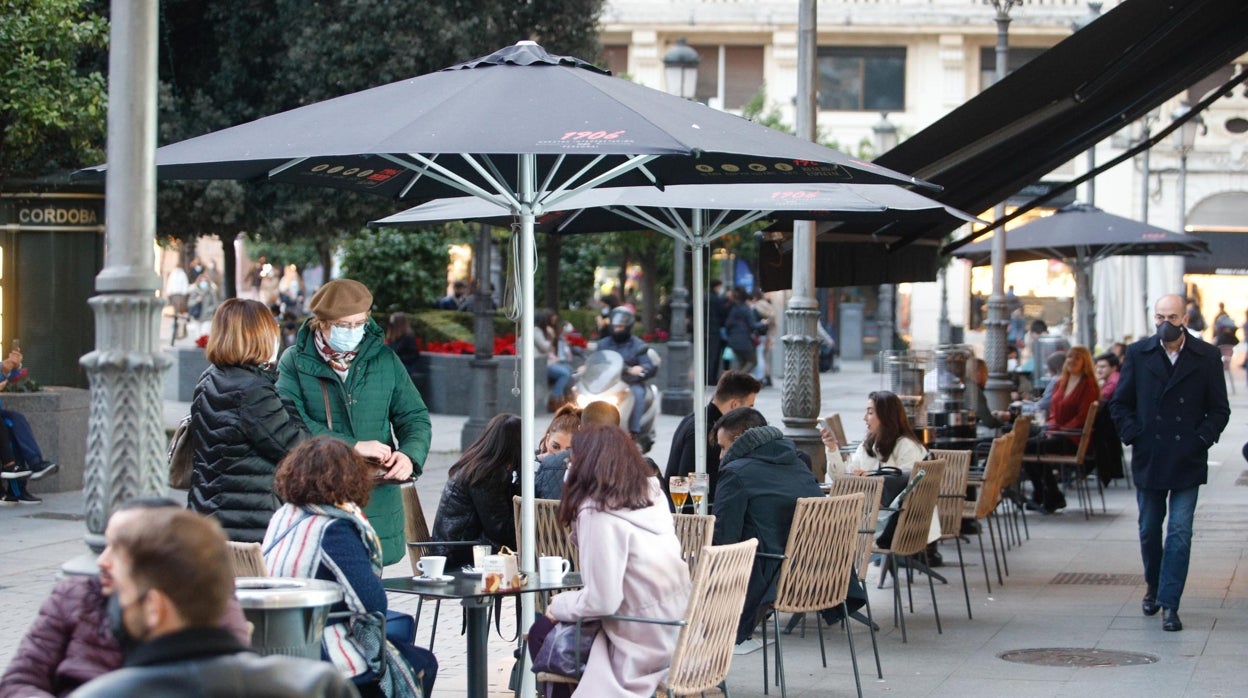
<box><xmin>1142</xmin><ymin>588</ymin><xmax>1160</xmax><ymax>616</ymax></box>
<box><xmin>1</xmin><ymin>462</ymin><xmax>32</xmax><ymax>479</ymax></box>
<box><xmin>28</xmin><ymin>461</ymin><xmax>58</xmax><ymax>481</ymax></box>
<box><xmin>1162</xmin><ymin>608</ymin><xmax>1182</xmax><ymax>632</ymax></box>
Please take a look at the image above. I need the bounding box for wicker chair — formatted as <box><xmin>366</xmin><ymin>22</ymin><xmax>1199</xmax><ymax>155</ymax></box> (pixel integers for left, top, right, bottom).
<box><xmin>827</xmin><ymin>476</ymin><xmax>884</xmax><ymax>580</ymax></box>
<box><xmin>871</xmin><ymin>459</ymin><xmax>946</xmax><ymax>643</ymax></box>
<box><xmin>963</xmin><ymin>435</ymin><xmax>1010</xmax><ymax>591</ymax></box>
<box><xmin>227</xmin><ymin>541</ymin><xmax>268</xmax><ymax>577</ymax></box>
<box><xmin>928</xmin><ymin>449</ymin><xmax>974</xmax><ymax>620</ymax></box>
<box><xmin>1022</xmin><ymin>401</ymin><xmax>1101</xmax><ymax>520</ymax></box>
<box><xmin>512</xmin><ymin>495</ymin><xmax>579</xmax><ymax>570</ymax></box>
<box><xmin>401</xmin><ymin>483</ymin><xmax>478</xmax><ymax>649</ymax></box>
<box><xmin>758</xmin><ymin>494</ymin><xmax>869</xmax><ymax>698</ymax></box>
<box><xmin>672</xmin><ymin>513</ymin><xmax>715</xmax><ymax>572</ymax></box>
<box><xmin>536</xmin><ymin>539</ymin><xmax>759</xmax><ymax>698</ymax></box>
<box><xmin>1000</xmin><ymin>414</ymin><xmax>1034</xmax><ymax>546</ymax></box>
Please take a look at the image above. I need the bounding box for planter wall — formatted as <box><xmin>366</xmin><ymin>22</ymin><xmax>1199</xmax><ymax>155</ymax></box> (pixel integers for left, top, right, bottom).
<box><xmin>2</xmin><ymin>387</ymin><xmax>90</xmax><ymax>493</ymax></box>
<box><xmin>415</xmin><ymin>354</ymin><xmax>547</xmax><ymax>416</ymax></box>
<box><xmin>163</xmin><ymin>346</ymin><xmax>208</xmax><ymax>403</ymax></box>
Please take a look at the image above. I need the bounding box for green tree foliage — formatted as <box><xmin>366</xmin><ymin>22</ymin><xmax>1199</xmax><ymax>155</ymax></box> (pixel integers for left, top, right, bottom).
<box><xmin>0</xmin><ymin>0</ymin><xmax>108</xmax><ymax>187</ymax></box>
<box><xmin>340</xmin><ymin>226</ymin><xmax>455</xmax><ymax>312</ymax></box>
<box><xmin>155</xmin><ymin>0</ymin><xmax>607</xmax><ymax>290</ymax></box>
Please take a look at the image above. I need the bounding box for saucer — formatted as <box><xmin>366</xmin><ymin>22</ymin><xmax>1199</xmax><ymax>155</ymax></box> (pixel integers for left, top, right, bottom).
<box><xmin>411</xmin><ymin>574</ymin><xmax>455</xmax><ymax>584</ymax></box>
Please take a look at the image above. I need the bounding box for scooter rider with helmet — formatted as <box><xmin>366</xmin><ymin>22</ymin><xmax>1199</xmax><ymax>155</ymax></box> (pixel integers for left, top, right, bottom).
<box><xmin>594</xmin><ymin>307</ymin><xmax>657</xmax><ymax>439</ymax></box>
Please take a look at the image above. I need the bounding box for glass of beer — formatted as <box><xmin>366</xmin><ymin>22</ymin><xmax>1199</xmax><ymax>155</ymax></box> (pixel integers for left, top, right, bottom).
<box><xmin>689</xmin><ymin>473</ymin><xmax>709</xmax><ymax>511</ymax></box>
<box><xmin>668</xmin><ymin>476</ymin><xmax>689</xmax><ymax>512</ymax></box>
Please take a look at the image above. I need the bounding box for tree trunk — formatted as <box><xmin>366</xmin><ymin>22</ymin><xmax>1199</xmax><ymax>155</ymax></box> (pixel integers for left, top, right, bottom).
<box><xmin>616</xmin><ymin>255</ymin><xmax>629</xmax><ymax>305</ymax></box>
<box><xmin>543</xmin><ymin>234</ymin><xmax>562</xmax><ymax>310</ymax></box>
<box><xmin>221</xmin><ymin>233</ymin><xmax>238</xmax><ymax>299</ymax></box>
<box><xmin>318</xmin><ymin>241</ymin><xmax>334</xmax><ymax>286</ymax></box>
<box><xmin>639</xmin><ymin>241</ymin><xmax>658</xmax><ymax>332</ymax></box>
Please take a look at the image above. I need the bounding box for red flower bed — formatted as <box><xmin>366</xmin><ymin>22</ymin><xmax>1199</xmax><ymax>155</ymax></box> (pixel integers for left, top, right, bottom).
<box><xmin>418</xmin><ymin>333</ymin><xmax>517</xmax><ymax>355</ymax></box>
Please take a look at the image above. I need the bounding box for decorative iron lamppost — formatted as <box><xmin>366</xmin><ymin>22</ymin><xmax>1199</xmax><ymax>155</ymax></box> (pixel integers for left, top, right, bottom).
<box><xmin>660</xmin><ymin>38</ymin><xmax>700</xmax><ymax>415</ymax></box>
<box><xmin>872</xmin><ymin>113</ymin><xmax>899</xmax><ymax>360</ymax></box>
<box><xmin>1171</xmin><ymin>101</ymin><xmax>1205</xmax><ymax>236</ymax></box>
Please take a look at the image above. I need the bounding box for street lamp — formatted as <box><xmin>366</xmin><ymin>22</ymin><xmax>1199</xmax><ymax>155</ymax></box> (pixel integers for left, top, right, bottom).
<box><xmin>1172</xmin><ymin>101</ymin><xmax>1205</xmax><ymax>234</ymax></box>
<box><xmin>662</xmin><ymin>38</ymin><xmax>701</xmax><ymax>101</ymax></box>
<box><xmin>873</xmin><ymin>113</ymin><xmax>899</xmax><ymax>357</ymax></box>
<box><xmin>660</xmin><ymin>38</ymin><xmax>700</xmax><ymax>414</ymax></box>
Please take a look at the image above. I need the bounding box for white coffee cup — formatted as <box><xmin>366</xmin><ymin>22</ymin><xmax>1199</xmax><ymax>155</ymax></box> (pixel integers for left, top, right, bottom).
<box><xmin>416</xmin><ymin>555</ymin><xmax>447</xmax><ymax>579</ymax></box>
<box><xmin>539</xmin><ymin>556</ymin><xmax>571</xmax><ymax>585</ymax></box>
<box><xmin>472</xmin><ymin>544</ymin><xmax>492</xmax><ymax>570</ymax></box>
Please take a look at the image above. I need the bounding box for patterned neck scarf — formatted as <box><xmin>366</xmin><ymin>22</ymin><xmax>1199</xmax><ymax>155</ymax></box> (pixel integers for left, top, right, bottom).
<box><xmin>314</xmin><ymin>329</ymin><xmax>358</xmax><ymax>373</ymax></box>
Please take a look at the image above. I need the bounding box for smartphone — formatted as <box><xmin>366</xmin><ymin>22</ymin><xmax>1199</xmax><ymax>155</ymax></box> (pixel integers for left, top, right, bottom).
<box><xmin>11</xmin><ymin>339</ymin><xmax>18</xmax><ymax>352</ymax></box>
<box><xmin>816</xmin><ymin>417</ymin><xmax>830</xmax><ymax>433</ymax></box>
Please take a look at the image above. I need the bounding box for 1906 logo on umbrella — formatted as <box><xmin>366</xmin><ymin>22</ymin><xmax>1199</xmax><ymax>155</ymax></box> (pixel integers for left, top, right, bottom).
<box><xmin>560</xmin><ymin>130</ymin><xmax>626</xmax><ymax>141</ymax></box>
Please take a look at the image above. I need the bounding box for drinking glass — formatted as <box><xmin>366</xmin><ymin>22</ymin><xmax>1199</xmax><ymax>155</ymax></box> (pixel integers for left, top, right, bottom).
<box><xmin>689</xmin><ymin>473</ymin><xmax>709</xmax><ymax>511</ymax></box>
<box><xmin>668</xmin><ymin>476</ymin><xmax>689</xmax><ymax>512</ymax></box>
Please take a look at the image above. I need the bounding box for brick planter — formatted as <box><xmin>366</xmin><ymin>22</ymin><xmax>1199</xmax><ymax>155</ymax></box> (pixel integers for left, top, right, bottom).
<box><xmin>416</xmin><ymin>353</ymin><xmax>547</xmax><ymax>415</ymax></box>
<box><xmin>2</xmin><ymin>387</ymin><xmax>90</xmax><ymax>493</ymax></box>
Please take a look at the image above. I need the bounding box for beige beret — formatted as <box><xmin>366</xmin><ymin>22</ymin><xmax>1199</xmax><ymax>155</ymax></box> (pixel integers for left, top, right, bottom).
<box><xmin>309</xmin><ymin>279</ymin><xmax>373</xmax><ymax>320</ymax></box>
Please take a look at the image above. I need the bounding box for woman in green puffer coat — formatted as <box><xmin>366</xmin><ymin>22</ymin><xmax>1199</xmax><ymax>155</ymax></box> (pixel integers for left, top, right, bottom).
<box><xmin>277</xmin><ymin>279</ymin><xmax>431</xmax><ymax>565</ymax></box>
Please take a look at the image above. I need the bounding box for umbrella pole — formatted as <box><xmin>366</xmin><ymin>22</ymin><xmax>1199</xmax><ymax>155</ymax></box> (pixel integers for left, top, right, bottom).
<box><xmin>519</xmin><ymin>154</ymin><xmax>538</xmax><ymax>698</ymax></box>
<box><xmin>692</xmin><ymin>216</ymin><xmax>708</xmax><ymax>500</ymax></box>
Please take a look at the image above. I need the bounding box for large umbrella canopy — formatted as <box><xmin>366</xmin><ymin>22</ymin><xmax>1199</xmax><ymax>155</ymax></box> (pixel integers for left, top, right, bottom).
<box><xmin>955</xmin><ymin>203</ymin><xmax>1209</xmax><ymax>347</ymax></box>
<box><xmin>82</xmin><ymin>44</ymin><xmax>936</xmax><ymax>691</ymax></box>
<box><xmin>372</xmin><ymin>182</ymin><xmax>979</xmax><ymax>478</ymax></box>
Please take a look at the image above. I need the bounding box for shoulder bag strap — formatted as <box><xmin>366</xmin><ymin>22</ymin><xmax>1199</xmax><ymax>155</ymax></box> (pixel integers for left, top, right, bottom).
<box><xmin>319</xmin><ymin>379</ymin><xmax>333</xmax><ymax>430</ymax></box>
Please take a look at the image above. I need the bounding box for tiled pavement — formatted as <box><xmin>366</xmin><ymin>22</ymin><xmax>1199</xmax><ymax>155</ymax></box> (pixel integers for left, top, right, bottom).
<box><xmin>2</xmin><ymin>357</ymin><xmax>1246</xmax><ymax>697</ymax></box>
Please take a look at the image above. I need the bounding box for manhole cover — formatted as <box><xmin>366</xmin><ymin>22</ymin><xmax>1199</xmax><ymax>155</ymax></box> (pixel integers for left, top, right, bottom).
<box><xmin>998</xmin><ymin>648</ymin><xmax>1158</xmax><ymax>668</ymax></box>
<box><xmin>23</xmin><ymin>512</ymin><xmax>85</xmax><ymax>521</ymax></box>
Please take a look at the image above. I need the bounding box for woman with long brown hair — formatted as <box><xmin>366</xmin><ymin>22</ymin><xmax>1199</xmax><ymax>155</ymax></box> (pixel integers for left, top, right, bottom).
<box><xmin>529</xmin><ymin>425</ymin><xmax>690</xmax><ymax>698</ymax></box>
<box><xmin>190</xmin><ymin>298</ymin><xmax>308</xmax><ymax>542</ymax></box>
<box><xmin>1025</xmin><ymin>344</ymin><xmax>1100</xmax><ymax>513</ymax></box>
<box><xmin>429</xmin><ymin>413</ymin><xmax>523</xmax><ymax>568</ymax></box>
<box><xmin>822</xmin><ymin>390</ymin><xmax>927</xmax><ymax>477</ymax></box>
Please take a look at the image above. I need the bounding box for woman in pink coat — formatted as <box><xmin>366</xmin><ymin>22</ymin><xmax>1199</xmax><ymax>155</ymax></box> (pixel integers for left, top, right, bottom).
<box><xmin>529</xmin><ymin>425</ymin><xmax>691</xmax><ymax>698</ymax></box>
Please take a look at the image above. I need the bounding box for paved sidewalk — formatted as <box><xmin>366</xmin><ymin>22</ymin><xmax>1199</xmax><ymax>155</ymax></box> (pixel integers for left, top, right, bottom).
<box><xmin>2</xmin><ymin>358</ymin><xmax>1245</xmax><ymax>697</ymax></box>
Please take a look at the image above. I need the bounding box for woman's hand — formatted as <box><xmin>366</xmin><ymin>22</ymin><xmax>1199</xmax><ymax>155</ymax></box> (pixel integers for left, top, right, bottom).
<box><xmin>383</xmin><ymin>450</ymin><xmax>415</xmax><ymax>481</ymax></box>
<box><xmin>353</xmin><ymin>440</ymin><xmax>392</xmax><ymax>462</ymax></box>
<box><xmin>545</xmin><ymin>607</ymin><xmax>558</xmax><ymax>622</ymax></box>
<box><xmin>819</xmin><ymin>428</ymin><xmax>839</xmax><ymax>452</ymax></box>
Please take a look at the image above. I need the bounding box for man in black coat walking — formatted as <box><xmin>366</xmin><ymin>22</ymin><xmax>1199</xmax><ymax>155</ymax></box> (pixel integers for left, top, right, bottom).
<box><xmin>1111</xmin><ymin>294</ymin><xmax>1230</xmax><ymax>632</ymax></box>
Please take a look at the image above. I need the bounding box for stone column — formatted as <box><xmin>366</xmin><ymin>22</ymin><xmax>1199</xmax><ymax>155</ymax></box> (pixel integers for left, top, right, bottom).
<box><xmin>662</xmin><ymin>242</ymin><xmax>693</xmax><ymax>415</ymax></box>
<box><xmin>74</xmin><ymin>0</ymin><xmax>168</xmax><ymax>566</ymax></box>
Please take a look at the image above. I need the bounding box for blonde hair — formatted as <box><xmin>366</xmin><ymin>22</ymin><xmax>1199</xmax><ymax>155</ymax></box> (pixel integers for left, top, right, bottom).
<box><xmin>205</xmin><ymin>298</ymin><xmax>280</xmax><ymax>366</ymax></box>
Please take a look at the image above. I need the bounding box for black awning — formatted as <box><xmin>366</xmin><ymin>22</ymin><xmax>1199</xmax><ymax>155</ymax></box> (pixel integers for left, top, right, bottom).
<box><xmin>1186</xmin><ymin>231</ymin><xmax>1248</xmax><ymax>275</ymax></box>
<box><xmin>762</xmin><ymin>0</ymin><xmax>1248</xmax><ymax>290</ymax></box>
<box><xmin>874</xmin><ymin>0</ymin><xmax>1248</xmax><ymax>242</ymax></box>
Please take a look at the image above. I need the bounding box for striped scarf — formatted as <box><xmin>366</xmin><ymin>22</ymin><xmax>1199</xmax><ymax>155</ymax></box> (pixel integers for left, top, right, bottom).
<box><xmin>314</xmin><ymin>330</ymin><xmax>359</xmax><ymax>374</ymax></box>
<box><xmin>263</xmin><ymin>503</ymin><xmax>421</xmax><ymax>698</ymax></box>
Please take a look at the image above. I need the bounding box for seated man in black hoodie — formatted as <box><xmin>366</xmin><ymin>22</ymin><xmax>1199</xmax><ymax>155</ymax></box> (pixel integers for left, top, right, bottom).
<box><xmin>711</xmin><ymin>407</ymin><xmax>824</xmax><ymax>654</ymax></box>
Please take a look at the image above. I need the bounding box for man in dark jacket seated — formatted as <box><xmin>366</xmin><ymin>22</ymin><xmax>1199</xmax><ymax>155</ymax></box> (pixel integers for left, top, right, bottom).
<box><xmin>664</xmin><ymin>370</ymin><xmax>761</xmax><ymax>505</ymax></box>
<box><xmin>0</xmin><ymin>498</ymin><xmax>250</xmax><ymax>698</ymax></box>
<box><xmin>71</xmin><ymin>507</ymin><xmax>354</xmax><ymax>697</ymax></box>
<box><xmin>711</xmin><ymin>407</ymin><xmax>824</xmax><ymax>654</ymax></box>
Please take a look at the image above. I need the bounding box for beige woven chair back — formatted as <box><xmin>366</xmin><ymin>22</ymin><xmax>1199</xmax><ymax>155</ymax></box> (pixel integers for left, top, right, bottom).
<box><xmin>827</xmin><ymin>475</ymin><xmax>884</xmax><ymax>576</ymax></box>
<box><xmin>401</xmin><ymin>483</ymin><xmax>433</xmax><ymax>576</ymax></box>
<box><xmin>1000</xmin><ymin>414</ymin><xmax>1032</xmax><ymax>488</ymax></box>
<box><xmin>883</xmin><ymin>459</ymin><xmax>945</xmax><ymax>557</ymax></box>
<box><xmin>227</xmin><ymin>541</ymin><xmax>268</xmax><ymax>577</ymax></box>
<box><xmin>663</xmin><ymin>539</ymin><xmax>759</xmax><ymax>697</ymax></box>
<box><xmin>673</xmin><ymin>513</ymin><xmax>715</xmax><ymax>571</ymax></box>
<box><xmin>1073</xmin><ymin>402</ymin><xmax>1099</xmax><ymax>463</ymax></box>
<box><xmin>774</xmin><ymin>494</ymin><xmax>864</xmax><ymax>615</ymax></box>
<box><xmin>929</xmin><ymin>450</ymin><xmax>972</xmax><ymax>538</ymax></box>
<box><xmin>513</xmin><ymin>495</ymin><xmax>580</xmax><ymax>570</ymax></box>
<box><xmin>975</xmin><ymin>436</ymin><xmax>1011</xmax><ymax>520</ymax></box>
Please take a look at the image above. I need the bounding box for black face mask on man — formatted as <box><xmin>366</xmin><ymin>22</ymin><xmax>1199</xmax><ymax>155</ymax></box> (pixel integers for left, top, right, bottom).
<box><xmin>106</xmin><ymin>590</ymin><xmax>148</xmax><ymax>651</ymax></box>
<box><xmin>1156</xmin><ymin>321</ymin><xmax>1185</xmax><ymax>343</ymax></box>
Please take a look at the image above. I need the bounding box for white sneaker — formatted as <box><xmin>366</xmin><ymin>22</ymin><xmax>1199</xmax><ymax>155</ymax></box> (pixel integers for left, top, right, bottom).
<box><xmin>733</xmin><ymin>638</ymin><xmax>764</xmax><ymax>655</ymax></box>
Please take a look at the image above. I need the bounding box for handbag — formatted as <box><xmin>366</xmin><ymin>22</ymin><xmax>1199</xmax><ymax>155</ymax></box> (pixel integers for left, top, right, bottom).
<box><xmin>167</xmin><ymin>414</ymin><xmax>194</xmax><ymax>489</ymax></box>
<box><xmin>532</xmin><ymin>620</ymin><xmax>600</xmax><ymax>679</ymax></box>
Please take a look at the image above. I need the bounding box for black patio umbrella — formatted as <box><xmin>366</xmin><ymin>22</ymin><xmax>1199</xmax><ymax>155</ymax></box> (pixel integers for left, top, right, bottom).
<box><xmin>80</xmin><ymin>43</ymin><xmax>937</xmax><ymax>669</ymax></box>
<box><xmin>372</xmin><ymin>182</ymin><xmax>979</xmax><ymax>474</ymax></box>
<box><xmin>955</xmin><ymin>203</ymin><xmax>1209</xmax><ymax>347</ymax></box>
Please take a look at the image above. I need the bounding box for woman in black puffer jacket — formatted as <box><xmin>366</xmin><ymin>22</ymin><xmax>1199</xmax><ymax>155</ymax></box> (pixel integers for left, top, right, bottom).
<box><xmin>190</xmin><ymin>299</ymin><xmax>309</xmax><ymax>542</ymax></box>
<box><xmin>430</xmin><ymin>413</ymin><xmax>522</xmax><ymax>568</ymax></box>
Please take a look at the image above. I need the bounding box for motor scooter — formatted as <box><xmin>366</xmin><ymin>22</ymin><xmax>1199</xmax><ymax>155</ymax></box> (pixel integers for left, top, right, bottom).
<box><xmin>571</xmin><ymin>349</ymin><xmax>660</xmax><ymax>452</ymax></box>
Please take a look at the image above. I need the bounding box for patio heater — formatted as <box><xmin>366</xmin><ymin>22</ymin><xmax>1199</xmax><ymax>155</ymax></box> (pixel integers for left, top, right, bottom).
<box><xmin>927</xmin><ymin>345</ymin><xmax>977</xmax><ymax>450</ymax></box>
<box><xmin>659</xmin><ymin>38</ymin><xmax>700</xmax><ymax>415</ymax></box>
<box><xmin>880</xmin><ymin>349</ymin><xmax>933</xmax><ymax>443</ymax></box>
<box><xmin>1171</xmin><ymin>101</ymin><xmax>1205</xmax><ymax>235</ymax></box>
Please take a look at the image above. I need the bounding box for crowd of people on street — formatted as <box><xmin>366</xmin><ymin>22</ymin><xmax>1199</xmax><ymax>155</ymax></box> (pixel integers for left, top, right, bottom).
<box><xmin>2</xmin><ymin>274</ymin><xmax>1242</xmax><ymax>696</ymax></box>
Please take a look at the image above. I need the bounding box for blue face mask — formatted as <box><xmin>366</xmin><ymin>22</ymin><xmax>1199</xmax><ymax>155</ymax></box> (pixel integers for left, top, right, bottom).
<box><xmin>328</xmin><ymin>325</ymin><xmax>365</xmax><ymax>353</ymax></box>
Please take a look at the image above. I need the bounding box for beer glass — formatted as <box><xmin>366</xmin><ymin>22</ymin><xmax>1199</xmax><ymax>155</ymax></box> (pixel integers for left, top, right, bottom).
<box><xmin>668</xmin><ymin>476</ymin><xmax>689</xmax><ymax>511</ymax></box>
<box><xmin>689</xmin><ymin>473</ymin><xmax>709</xmax><ymax>511</ymax></box>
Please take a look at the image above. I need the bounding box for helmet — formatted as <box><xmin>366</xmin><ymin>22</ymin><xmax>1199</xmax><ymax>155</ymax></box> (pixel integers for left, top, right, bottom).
<box><xmin>608</xmin><ymin>307</ymin><xmax>635</xmax><ymax>327</ymax></box>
